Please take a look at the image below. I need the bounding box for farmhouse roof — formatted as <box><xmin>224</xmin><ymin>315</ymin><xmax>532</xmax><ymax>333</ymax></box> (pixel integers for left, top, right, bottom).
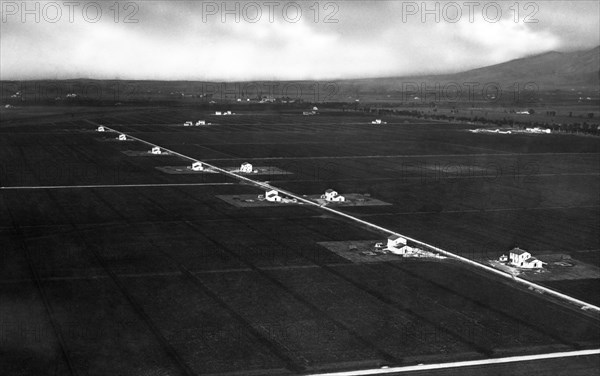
<box><xmin>510</xmin><ymin>248</ymin><xmax>528</xmax><ymax>255</ymax></box>
<box><xmin>325</xmin><ymin>189</ymin><xmax>335</xmax><ymax>193</ymax></box>
<box><xmin>524</xmin><ymin>257</ymin><xmax>538</xmax><ymax>263</ymax></box>
<box><xmin>388</xmin><ymin>235</ymin><xmax>402</xmax><ymax>240</ymax></box>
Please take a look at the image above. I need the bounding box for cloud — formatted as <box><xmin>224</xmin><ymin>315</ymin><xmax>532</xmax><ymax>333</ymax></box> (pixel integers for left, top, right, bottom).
<box><xmin>0</xmin><ymin>0</ymin><xmax>597</xmax><ymax>80</ymax></box>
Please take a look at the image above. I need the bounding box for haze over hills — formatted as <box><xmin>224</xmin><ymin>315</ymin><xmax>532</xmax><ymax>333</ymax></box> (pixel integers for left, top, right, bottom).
<box><xmin>1</xmin><ymin>46</ymin><xmax>599</xmax><ymax>103</ymax></box>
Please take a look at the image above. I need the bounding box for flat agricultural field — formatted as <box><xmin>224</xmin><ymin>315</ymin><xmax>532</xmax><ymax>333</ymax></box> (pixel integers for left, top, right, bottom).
<box><xmin>1</xmin><ymin>106</ymin><xmax>599</xmax><ymax>376</ymax></box>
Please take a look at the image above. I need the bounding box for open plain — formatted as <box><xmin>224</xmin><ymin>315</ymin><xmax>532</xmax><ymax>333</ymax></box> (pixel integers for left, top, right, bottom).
<box><xmin>1</xmin><ymin>106</ymin><xmax>599</xmax><ymax>375</ymax></box>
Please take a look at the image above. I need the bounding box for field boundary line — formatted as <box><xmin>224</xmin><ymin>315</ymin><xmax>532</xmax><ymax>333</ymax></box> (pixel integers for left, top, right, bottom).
<box><xmin>0</xmin><ymin>183</ymin><xmax>234</xmax><ymax>190</ymax></box>
<box><xmin>306</xmin><ymin>348</ymin><xmax>600</xmax><ymax>375</ymax></box>
<box><xmin>95</xmin><ymin>123</ymin><xmax>600</xmax><ymax>314</ymax></box>
<box><xmin>200</xmin><ymin>152</ymin><xmax>600</xmax><ymax>161</ymax></box>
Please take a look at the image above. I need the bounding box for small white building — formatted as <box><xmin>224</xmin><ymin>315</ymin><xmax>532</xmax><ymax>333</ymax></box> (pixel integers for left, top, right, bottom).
<box><xmin>225</xmin><ymin>110</ymin><xmax>232</xmax><ymax>115</ymax></box>
<box><xmin>97</xmin><ymin>126</ymin><xmax>105</xmax><ymax>132</ymax></box>
<box><xmin>240</xmin><ymin>162</ymin><xmax>253</xmax><ymax>173</ymax></box>
<box><xmin>215</xmin><ymin>111</ymin><xmax>222</xmax><ymax>116</ymax></box>
<box><xmin>117</xmin><ymin>134</ymin><xmax>127</xmax><ymax>141</ymax></box>
<box><xmin>371</xmin><ymin>119</ymin><xmax>387</xmax><ymax>124</ymax></box>
<box><xmin>322</xmin><ymin>189</ymin><xmax>345</xmax><ymax>202</ymax></box>
<box><xmin>184</xmin><ymin>121</ymin><xmax>193</xmax><ymax>126</ymax></box>
<box><xmin>191</xmin><ymin>161</ymin><xmax>203</xmax><ymax>171</ymax></box>
<box><xmin>151</xmin><ymin>146</ymin><xmax>162</xmax><ymax>155</ymax></box>
<box><xmin>312</xmin><ymin>106</ymin><xmax>319</xmax><ymax>111</ymax></box>
<box><xmin>196</xmin><ymin>120</ymin><xmax>206</xmax><ymax>126</ymax></box>
<box><xmin>265</xmin><ymin>189</ymin><xmax>282</xmax><ymax>202</ymax></box>
<box><xmin>509</xmin><ymin>248</ymin><xmax>544</xmax><ymax>269</ymax></box>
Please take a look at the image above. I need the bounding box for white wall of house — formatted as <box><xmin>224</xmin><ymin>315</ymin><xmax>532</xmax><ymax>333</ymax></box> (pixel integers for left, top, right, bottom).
<box><xmin>387</xmin><ymin>236</ymin><xmax>407</xmax><ymax>249</ymax></box>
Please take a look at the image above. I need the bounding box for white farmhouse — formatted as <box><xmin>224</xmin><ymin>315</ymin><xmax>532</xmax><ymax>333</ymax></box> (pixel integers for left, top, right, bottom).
<box><xmin>386</xmin><ymin>235</ymin><xmax>415</xmax><ymax>255</ymax></box>
<box><xmin>117</xmin><ymin>134</ymin><xmax>127</xmax><ymax>141</ymax></box>
<box><xmin>151</xmin><ymin>146</ymin><xmax>162</xmax><ymax>155</ymax></box>
<box><xmin>196</xmin><ymin>120</ymin><xmax>206</xmax><ymax>126</ymax></box>
<box><xmin>265</xmin><ymin>189</ymin><xmax>282</xmax><ymax>202</ymax></box>
<box><xmin>509</xmin><ymin>248</ymin><xmax>544</xmax><ymax>269</ymax></box>
<box><xmin>97</xmin><ymin>126</ymin><xmax>105</xmax><ymax>132</ymax></box>
<box><xmin>240</xmin><ymin>162</ymin><xmax>253</xmax><ymax>173</ymax></box>
<box><xmin>322</xmin><ymin>189</ymin><xmax>345</xmax><ymax>202</ymax></box>
<box><xmin>184</xmin><ymin>121</ymin><xmax>193</xmax><ymax>126</ymax></box>
<box><xmin>387</xmin><ymin>235</ymin><xmax>407</xmax><ymax>249</ymax></box>
<box><xmin>215</xmin><ymin>111</ymin><xmax>222</xmax><ymax>115</ymax></box>
<box><xmin>191</xmin><ymin>161</ymin><xmax>204</xmax><ymax>171</ymax></box>
<box><xmin>371</xmin><ymin>119</ymin><xmax>387</xmax><ymax>124</ymax></box>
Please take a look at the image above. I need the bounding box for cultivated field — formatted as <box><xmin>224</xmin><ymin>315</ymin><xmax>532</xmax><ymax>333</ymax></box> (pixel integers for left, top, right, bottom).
<box><xmin>0</xmin><ymin>106</ymin><xmax>598</xmax><ymax>375</ymax></box>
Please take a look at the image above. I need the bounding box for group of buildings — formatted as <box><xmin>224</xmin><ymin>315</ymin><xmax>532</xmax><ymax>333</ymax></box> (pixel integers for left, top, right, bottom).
<box><xmin>261</xmin><ymin>188</ymin><xmax>345</xmax><ymax>204</ymax></box>
<box><xmin>303</xmin><ymin>107</ymin><xmax>319</xmax><ymax>116</ymax></box>
<box><xmin>320</xmin><ymin>189</ymin><xmax>345</xmax><ymax>202</ymax></box>
<box><xmin>184</xmin><ymin>120</ymin><xmax>210</xmax><ymax>126</ymax></box>
<box><xmin>98</xmin><ymin>121</ymin><xmax>551</xmax><ymax>271</ymax></box>
<box><xmin>499</xmin><ymin>248</ymin><xmax>545</xmax><ymax>269</ymax></box>
<box><xmin>262</xmin><ymin>189</ymin><xmax>297</xmax><ymax>204</ymax></box>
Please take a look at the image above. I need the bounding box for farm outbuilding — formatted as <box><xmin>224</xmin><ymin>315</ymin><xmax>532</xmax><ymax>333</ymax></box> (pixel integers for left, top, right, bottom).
<box><xmin>184</xmin><ymin>121</ymin><xmax>193</xmax><ymax>126</ymax></box>
<box><xmin>523</xmin><ymin>257</ymin><xmax>544</xmax><ymax>268</ymax></box>
<box><xmin>240</xmin><ymin>162</ymin><xmax>253</xmax><ymax>173</ymax></box>
<box><xmin>388</xmin><ymin>244</ymin><xmax>416</xmax><ymax>255</ymax></box>
<box><xmin>191</xmin><ymin>161</ymin><xmax>203</xmax><ymax>171</ymax></box>
<box><xmin>118</xmin><ymin>134</ymin><xmax>127</xmax><ymax>141</ymax></box>
<box><xmin>215</xmin><ymin>111</ymin><xmax>222</xmax><ymax>115</ymax></box>
<box><xmin>196</xmin><ymin>120</ymin><xmax>206</xmax><ymax>126</ymax></box>
<box><xmin>151</xmin><ymin>146</ymin><xmax>162</xmax><ymax>155</ymax></box>
<box><xmin>97</xmin><ymin>126</ymin><xmax>105</xmax><ymax>132</ymax></box>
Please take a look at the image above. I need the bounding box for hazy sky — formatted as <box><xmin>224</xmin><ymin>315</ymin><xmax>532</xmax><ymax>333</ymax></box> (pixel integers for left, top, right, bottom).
<box><xmin>1</xmin><ymin>0</ymin><xmax>599</xmax><ymax>80</ymax></box>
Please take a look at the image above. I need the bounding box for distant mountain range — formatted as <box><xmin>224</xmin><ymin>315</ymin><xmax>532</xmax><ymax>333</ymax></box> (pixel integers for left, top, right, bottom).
<box><xmin>344</xmin><ymin>46</ymin><xmax>600</xmax><ymax>94</ymax></box>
